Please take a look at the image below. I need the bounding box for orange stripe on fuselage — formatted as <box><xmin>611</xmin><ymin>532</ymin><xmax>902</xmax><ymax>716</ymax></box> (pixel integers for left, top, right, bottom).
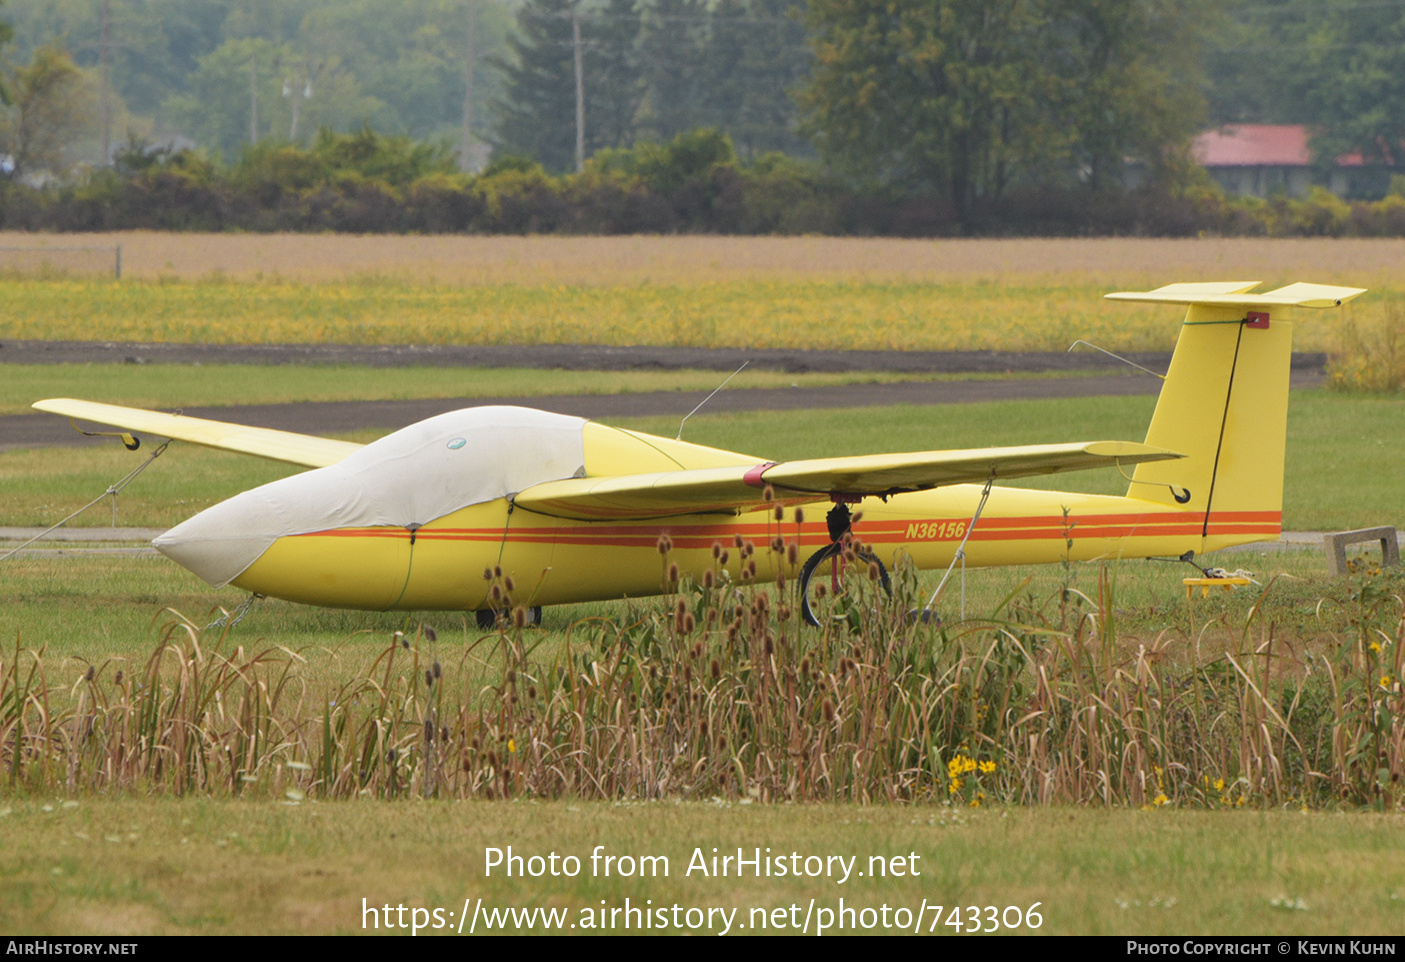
<box><xmin>288</xmin><ymin>510</ymin><xmax>1280</xmax><ymax>549</ymax></box>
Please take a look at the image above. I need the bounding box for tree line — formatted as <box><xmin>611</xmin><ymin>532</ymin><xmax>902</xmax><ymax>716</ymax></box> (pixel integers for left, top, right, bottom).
<box><xmin>5</xmin><ymin>0</ymin><xmax>1405</xmax><ymax>235</ymax></box>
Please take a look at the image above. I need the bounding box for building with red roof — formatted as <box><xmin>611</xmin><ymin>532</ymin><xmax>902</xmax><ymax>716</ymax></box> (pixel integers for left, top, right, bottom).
<box><xmin>1192</xmin><ymin>124</ymin><xmax>1388</xmax><ymax>199</ymax></box>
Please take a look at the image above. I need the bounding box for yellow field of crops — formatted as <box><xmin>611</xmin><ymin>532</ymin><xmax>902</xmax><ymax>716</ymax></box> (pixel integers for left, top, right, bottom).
<box><xmin>0</xmin><ymin>234</ymin><xmax>1397</xmax><ymax>352</ymax></box>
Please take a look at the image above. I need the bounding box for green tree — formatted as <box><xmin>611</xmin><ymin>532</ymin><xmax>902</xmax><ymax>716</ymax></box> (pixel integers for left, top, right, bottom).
<box><xmin>0</xmin><ymin>44</ymin><xmax>94</xmax><ymax>179</ymax></box>
<box><xmin>800</xmin><ymin>0</ymin><xmax>1049</xmax><ymax>221</ymax></box>
<box><xmin>1055</xmin><ymin>0</ymin><xmax>1207</xmax><ymax>188</ymax></box>
<box><xmin>0</xmin><ymin>1</ymin><xmax>13</xmax><ymax>106</ymax></box>
<box><xmin>725</xmin><ymin>0</ymin><xmax>812</xmax><ymax>158</ymax></box>
<box><xmin>638</xmin><ymin>0</ymin><xmax>709</xmax><ymax>141</ymax></box>
<box><xmin>800</xmin><ymin>0</ymin><xmax>1207</xmax><ymax>224</ymax></box>
<box><xmin>587</xmin><ymin>0</ymin><xmax>644</xmax><ymax>152</ymax></box>
<box><xmin>164</xmin><ymin>36</ymin><xmax>383</xmax><ymax>160</ymax></box>
<box><xmin>1293</xmin><ymin>2</ymin><xmax>1405</xmax><ymax>168</ymax></box>
<box><xmin>490</xmin><ymin>0</ymin><xmax>647</xmax><ymax>172</ymax></box>
<box><xmin>489</xmin><ymin>0</ymin><xmax>578</xmax><ymax>171</ymax></box>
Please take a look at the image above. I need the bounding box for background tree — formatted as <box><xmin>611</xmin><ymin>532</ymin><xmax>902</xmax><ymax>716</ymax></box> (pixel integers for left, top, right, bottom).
<box><xmin>800</xmin><ymin>0</ymin><xmax>1050</xmax><ymax>222</ymax></box>
<box><xmin>638</xmin><ymin>0</ymin><xmax>709</xmax><ymax>141</ymax></box>
<box><xmin>800</xmin><ymin>0</ymin><xmax>1208</xmax><ymax>225</ymax></box>
<box><xmin>0</xmin><ymin>44</ymin><xmax>94</xmax><ymax>180</ymax></box>
<box><xmin>586</xmin><ymin>0</ymin><xmax>644</xmax><ymax>153</ymax></box>
<box><xmin>0</xmin><ymin>0</ymin><xmax>13</xmax><ymax>105</ymax></box>
<box><xmin>725</xmin><ymin>0</ymin><xmax>812</xmax><ymax>158</ymax></box>
<box><xmin>489</xmin><ymin>0</ymin><xmax>578</xmax><ymax>171</ymax></box>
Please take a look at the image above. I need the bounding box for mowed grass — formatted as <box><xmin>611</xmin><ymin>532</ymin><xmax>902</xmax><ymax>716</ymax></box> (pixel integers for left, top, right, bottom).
<box><xmin>0</xmin><ymin>801</ymin><xmax>1401</xmax><ymax>935</ymax></box>
<box><xmin>2</xmin><ymin>235</ymin><xmax>1401</xmax><ymax>354</ymax></box>
<box><xmin>3</xmin><ymin>390</ymin><xmax>1394</xmax><ymax>531</ymax></box>
<box><xmin>0</xmin><ymin>362</ymin><xmax>1089</xmax><ymax>418</ymax></box>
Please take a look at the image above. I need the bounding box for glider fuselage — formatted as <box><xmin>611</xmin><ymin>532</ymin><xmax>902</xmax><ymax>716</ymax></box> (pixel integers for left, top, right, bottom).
<box><xmin>226</xmin><ymin>485</ymin><xmax>1277</xmax><ymax>610</ymax></box>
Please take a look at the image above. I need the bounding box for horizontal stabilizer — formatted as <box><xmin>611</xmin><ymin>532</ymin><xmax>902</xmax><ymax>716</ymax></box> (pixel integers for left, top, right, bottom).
<box><xmin>515</xmin><ymin>441</ymin><xmax>1182</xmax><ymax>521</ymax></box>
<box><xmin>32</xmin><ymin>399</ymin><xmax>362</xmax><ymax>468</ymax></box>
<box><xmin>1106</xmin><ymin>282</ymin><xmax>1366</xmax><ymax>309</ymax></box>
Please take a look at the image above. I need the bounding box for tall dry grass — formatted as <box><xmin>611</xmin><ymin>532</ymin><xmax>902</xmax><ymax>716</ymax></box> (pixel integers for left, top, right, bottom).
<box><xmin>1328</xmin><ymin>301</ymin><xmax>1405</xmax><ymax>393</ymax></box>
<box><xmin>4</xmin><ymin>545</ymin><xmax>1402</xmax><ymax>808</ymax></box>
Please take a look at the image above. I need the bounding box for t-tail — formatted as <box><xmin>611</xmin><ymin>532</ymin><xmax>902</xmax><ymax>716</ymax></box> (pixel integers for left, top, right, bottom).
<box><xmin>1107</xmin><ymin>282</ymin><xmax>1366</xmax><ymax>551</ymax></box>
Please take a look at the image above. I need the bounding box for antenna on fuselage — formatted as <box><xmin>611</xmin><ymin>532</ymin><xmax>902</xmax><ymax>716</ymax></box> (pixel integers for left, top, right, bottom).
<box><xmin>1066</xmin><ymin>340</ymin><xmax>1166</xmax><ymax>380</ymax></box>
<box><xmin>676</xmin><ymin>360</ymin><xmax>748</xmax><ymax>441</ymax></box>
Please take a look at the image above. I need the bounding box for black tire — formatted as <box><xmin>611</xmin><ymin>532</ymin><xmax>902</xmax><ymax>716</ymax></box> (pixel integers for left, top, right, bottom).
<box><xmin>798</xmin><ymin>542</ymin><xmax>892</xmax><ymax>627</ymax></box>
<box><xmin>475</xmin><ymin>605</ymin><xmax>542</xmax><ymax>629</ymax></box>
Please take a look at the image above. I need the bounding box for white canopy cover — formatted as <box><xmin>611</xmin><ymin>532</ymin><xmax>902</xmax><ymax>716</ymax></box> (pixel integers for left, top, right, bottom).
<box><xmin>153</xmin><ymin>406</ymin><xmax>588</xmax><ymax>586</ymax></box>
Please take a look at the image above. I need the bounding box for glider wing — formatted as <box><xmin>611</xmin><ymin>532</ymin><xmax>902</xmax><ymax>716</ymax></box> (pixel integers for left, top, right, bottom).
<box><xmin>515</xmin><ymin>440</ymin><xmax>1182</xmax><ymax>521</ymax></box>
<box><xmin>32</xmin><ymin>399</ymin><xmax>363</xmax><ymax>468</ymax></box>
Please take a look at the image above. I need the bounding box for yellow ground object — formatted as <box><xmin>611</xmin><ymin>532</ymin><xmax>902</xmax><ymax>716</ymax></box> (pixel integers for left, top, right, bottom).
<box><xmin>1183</xmin><ymin>576</ymin><xmax>1255</xmax><ymax>599</ymax></box>
<box><xmin>33</xmin><ymin>281</ymin><xmax>1366</xmax><ymax>618</ymax></box>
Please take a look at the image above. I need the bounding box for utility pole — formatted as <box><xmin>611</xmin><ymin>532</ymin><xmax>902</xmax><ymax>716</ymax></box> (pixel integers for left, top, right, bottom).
<box><xmin>572</xmin><ymin>2</ymin><xmax>585</xmax><ymax>173</ymax></box>
<box><xmin>284</xmin><ymin>69</ymin><xmax>313</xmax><ymax>141</ymax></box>
<box><xmin>99</xmin><ymin>0</ymin><xmax>111</xmax><ymax>163</ymax></box>
<box><xmin>459</xmin><ymin>0</ymin><xmax>478</xmax><ymax>171</ymax></box>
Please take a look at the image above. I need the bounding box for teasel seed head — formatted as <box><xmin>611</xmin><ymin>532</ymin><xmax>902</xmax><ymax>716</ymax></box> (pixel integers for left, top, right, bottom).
<box><xmin>423</xmin><ymin>626</ymin><xmax>437</xmax><ymax>643</ymax></box>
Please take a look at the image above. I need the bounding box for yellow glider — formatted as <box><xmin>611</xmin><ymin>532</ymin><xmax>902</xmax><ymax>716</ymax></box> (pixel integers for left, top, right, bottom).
<box><xmin>33</xmin><ymin>281</ymin><xmax>1365</xmax><ymax>625</ymax></box>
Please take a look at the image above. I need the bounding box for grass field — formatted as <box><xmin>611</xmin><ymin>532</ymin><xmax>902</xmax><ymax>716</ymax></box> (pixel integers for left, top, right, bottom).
<box><xmin>0</xmin><ymin>363</ymin><xmax>1092</xmax><ymax>418</ymax></box>
<box><xmin>2</xmin><ymin>235</ymin><xmax>1402</xmax><ymax>937</ymax></box>
<box><xmin>3</xmin><ymin>800</ymin><xmax>1403</xmax><ymax>935</ymax></box>
<box><xmin>1</xmin><ymin>234</ymin><xmax>1399</xmax><ymax>353</ymax></box>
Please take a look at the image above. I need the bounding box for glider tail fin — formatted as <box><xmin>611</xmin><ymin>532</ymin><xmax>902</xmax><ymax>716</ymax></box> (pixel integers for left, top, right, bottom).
<box><xmin>1108</xmin><ymin>282</ymin><xmax>1366</xmax><ymax>547</ymax></box>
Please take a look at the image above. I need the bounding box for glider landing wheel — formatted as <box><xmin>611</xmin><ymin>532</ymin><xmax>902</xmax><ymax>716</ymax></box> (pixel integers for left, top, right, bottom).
<box><xmin>798</xmin><ymin>541</ymin><xmax>892</xmax><ymax>628</ymax></box>
<box><xmin>475</xmin><ymin>606</ymin><xmax>542</xmax><ymax>630</ymax></box>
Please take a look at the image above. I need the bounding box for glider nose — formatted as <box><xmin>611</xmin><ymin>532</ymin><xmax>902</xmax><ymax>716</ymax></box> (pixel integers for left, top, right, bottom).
<box><xmin>153</xmin><ymin>489</ymin><xmax>285</xmax><ymax>588</ymax></box>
